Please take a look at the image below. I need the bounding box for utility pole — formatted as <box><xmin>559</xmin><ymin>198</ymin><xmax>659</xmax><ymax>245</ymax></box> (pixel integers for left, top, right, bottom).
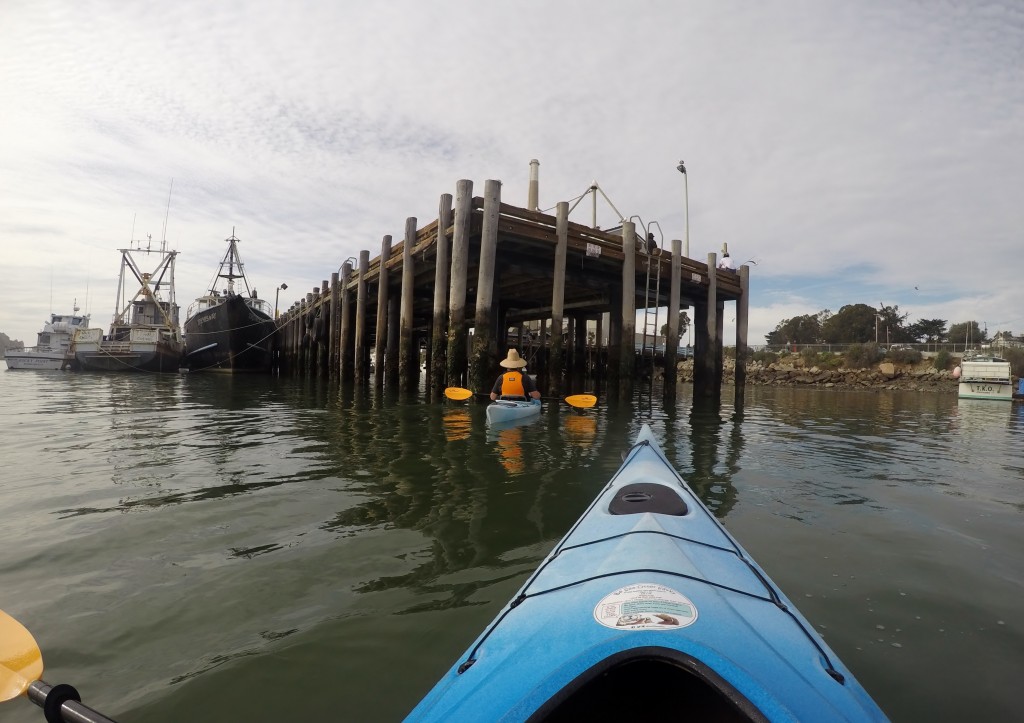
<box><xmin>676</xmin><ymin>161</ymin><xmax>689</xmax><ymax>257</ymax></box>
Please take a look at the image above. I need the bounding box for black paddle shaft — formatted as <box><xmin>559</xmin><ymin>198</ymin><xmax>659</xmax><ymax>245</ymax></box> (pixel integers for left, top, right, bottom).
<box><xmin>27</xmin><ymin>681</ymin><xmax>118</xmax><ymax>723</ymax></box>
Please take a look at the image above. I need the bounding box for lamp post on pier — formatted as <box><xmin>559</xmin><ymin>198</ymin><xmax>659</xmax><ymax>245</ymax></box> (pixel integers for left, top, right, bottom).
<box><xmin>676</xmin><ymin>160</ymin><xmax>689</xmax><ymax>257</ymax></box>
<box><xmin>274</xmin><ymin>282</ymin><xmax>288</xmax><ymax>320</ymax></box>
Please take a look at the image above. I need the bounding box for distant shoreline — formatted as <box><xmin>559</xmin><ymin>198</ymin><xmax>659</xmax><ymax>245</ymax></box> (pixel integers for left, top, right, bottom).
<box><xmin>666</xmin><ymin>357</ymin><xmax>961</xmax><ymax>393</ymax></box>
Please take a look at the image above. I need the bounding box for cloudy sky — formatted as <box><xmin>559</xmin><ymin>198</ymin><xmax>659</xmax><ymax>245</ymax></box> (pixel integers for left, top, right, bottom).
<box><xmin>2</xmin><ymin>0</ymin><xmax>1021</xmax><ymax>348</ymax></box>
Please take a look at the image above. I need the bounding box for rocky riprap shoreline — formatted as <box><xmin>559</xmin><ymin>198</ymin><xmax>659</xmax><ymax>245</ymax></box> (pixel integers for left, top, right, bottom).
<box><xmin>665</xmin><ymin>358</ymin><xmax>959</xmax><ymax>392</ymax></box>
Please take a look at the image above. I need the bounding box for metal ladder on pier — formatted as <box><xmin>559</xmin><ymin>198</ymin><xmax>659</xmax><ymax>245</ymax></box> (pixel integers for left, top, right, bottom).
<box><xmin>638</xmin><ymin>222</ymin><xmax>664</xmax><ymax>362</ymax></box>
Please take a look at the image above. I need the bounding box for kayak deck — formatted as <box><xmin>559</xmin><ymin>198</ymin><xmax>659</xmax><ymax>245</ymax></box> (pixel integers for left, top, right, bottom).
<box><xmin>407</xmin><ymin>425</ymin><xmax>886</xmax><ymax>722</ymax></box>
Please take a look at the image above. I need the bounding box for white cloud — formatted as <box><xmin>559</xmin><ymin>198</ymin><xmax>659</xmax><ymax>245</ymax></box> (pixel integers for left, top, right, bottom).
<box><xmin>1</xmin><ymin>0</ymin><xmax>1022</xmax><ymax>347</ymax></box>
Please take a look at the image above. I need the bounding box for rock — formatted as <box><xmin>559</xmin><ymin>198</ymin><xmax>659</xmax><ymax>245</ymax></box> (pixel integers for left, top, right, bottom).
<box><xmin>662</xmin><ymin>355</ymin><xmax>959</xmax><ymax>394</ymax></box>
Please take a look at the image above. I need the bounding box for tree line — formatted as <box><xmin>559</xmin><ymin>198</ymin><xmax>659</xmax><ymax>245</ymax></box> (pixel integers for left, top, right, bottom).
<box><xmin>765</xmin><ymin>303</ymin><xmax>1016</xmax><ymax>346</ymax></box>
<box><xmin>0</xmin><ymin>331</ymin><xmax>23</xmax><ymax>356</ymax></box>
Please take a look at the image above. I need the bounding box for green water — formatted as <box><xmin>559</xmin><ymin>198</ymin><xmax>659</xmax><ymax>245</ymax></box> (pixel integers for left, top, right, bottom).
<box><xmin>1</xmin><ymin>371</ymin><xmax>1021</xmax><ymax>722</ymax></box>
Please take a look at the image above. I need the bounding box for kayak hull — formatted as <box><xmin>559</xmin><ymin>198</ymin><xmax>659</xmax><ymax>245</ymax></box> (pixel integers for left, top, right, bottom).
<box><xmin>485</xmin><ymin>398</ymin><xmax>541</xmax><ymax>426</ymax></box>
<box><xmin>407</xmin><ymin>425</ymin><xmax>887</xmax><ymax>722</ymax></box>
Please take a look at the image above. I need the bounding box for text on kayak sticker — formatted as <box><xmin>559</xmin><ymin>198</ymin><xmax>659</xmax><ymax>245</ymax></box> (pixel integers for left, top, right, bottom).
<box><xmin>593</xmin><ymin>583</ymin><xmax>698</xmax><ymax>631</ymax></box>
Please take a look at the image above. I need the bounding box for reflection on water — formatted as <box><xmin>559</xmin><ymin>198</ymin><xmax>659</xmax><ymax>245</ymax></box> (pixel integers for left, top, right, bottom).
<box><xmin>0</xmin><ymin>374</ymin><xmax>1021</xmax><ymax>723</ymax></box>
<box><xmin>686</xmin><ymin>396</ymin><xmax>742</xmax><ymax>516</ymax></box>
<box><xmin>563</xmin><ymin>413</ymin><xmax>597</xmax><ymax>448</ymax></box>
<box><xmin>441</xmin><ymin>408</ymin><xmax>471</xmax><ymax>442</ymax></box>
<box><xmin>489</xmin><ymin>425</ymin><xmax>527</xmax><ymax>475</ymax></box>
<box><xmin>953</xmin><ymin>397</ymin><xmax>1019</xmax><ymax>433</ymax></box>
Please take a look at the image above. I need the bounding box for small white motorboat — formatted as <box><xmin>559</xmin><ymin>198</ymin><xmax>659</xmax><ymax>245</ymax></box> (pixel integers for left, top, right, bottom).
<box><xmin>4</xmin><ymin>305</ymin><xmax>91</xmax><ymax>370</ymax></box>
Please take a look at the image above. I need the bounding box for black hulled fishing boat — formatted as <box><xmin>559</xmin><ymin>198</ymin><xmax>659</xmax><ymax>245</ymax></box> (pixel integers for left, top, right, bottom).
<box><xmin>183</xmin><ymin>232</ymin><xmax>275</xmax><ymax>373</ymax></box>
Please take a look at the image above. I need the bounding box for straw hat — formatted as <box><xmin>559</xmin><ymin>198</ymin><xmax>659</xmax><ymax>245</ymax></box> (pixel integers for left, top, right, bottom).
<box><xmin>499</xmin><ymin>349</ymin><xmax>527</xmax><ymax>369</ymax></box>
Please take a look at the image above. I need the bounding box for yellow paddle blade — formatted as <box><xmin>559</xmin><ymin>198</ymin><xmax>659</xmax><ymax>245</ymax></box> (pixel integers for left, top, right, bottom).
<box><xmin>565</xmin><ymin>394</ymin><xmax>597</xmax><ymax>408</ymax></box>
<box><xmin>0</xmin><ymin>610</ymin><xmax>44</xmax><ymax>701</ymax></box>
<box><xmin>444</xmin><ymin>387</ymin><xmax>475</xmax><ymax>401</ymax></box>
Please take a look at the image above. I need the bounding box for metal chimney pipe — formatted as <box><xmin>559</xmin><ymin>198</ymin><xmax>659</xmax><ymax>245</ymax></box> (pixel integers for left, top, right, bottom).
<box><xmin>528</xmin><ymin>159</ymin><xmax>540</xmax><ymax>211</ymax></box>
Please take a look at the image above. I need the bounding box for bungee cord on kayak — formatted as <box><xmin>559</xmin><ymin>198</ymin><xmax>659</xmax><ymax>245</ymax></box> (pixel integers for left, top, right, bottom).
<box><xmin>428</xmin><ymin>428</ymin><xmax>870</xmax><ymax>717</ymax></box>
<box><xmin>458</xmin><ymin>533</ymin><xmax>846</xmax><ymax>685</ymax></box>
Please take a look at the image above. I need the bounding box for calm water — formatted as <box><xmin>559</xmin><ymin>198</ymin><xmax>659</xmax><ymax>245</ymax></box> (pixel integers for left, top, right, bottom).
<box><xmin>1</xmin><ymin>371</ymin><xmax>1021</xmax><ymax>722</ymax></box>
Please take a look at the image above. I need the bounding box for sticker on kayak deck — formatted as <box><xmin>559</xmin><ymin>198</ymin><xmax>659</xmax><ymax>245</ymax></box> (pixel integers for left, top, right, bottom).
<box><xmin>593</xmin><ymin>583</ymin><xmax>697</xmax><ymax>631</ymax></box>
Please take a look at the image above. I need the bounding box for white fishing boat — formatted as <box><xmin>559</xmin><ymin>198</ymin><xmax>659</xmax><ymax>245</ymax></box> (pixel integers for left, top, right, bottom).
<box><xmin>4</xmin><ymin>305</ymin><xmax>92</xmax><ymax>370</ymax></box>
<box><xmin>72</xmin><ymin>236</ymin><xmax>183</xmax><ymax>373</ymax></box>
<box><xmin>955</xmin><ymin>352</ymin><xmax>1013</xmax><ymax>401</ymax></box>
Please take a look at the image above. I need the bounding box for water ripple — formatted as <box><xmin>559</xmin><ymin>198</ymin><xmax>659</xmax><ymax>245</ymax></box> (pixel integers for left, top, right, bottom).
<box><xmin>1</xmin><ymin>374</ymin><xmax>1021</xmax><ymax>723</ymax></box>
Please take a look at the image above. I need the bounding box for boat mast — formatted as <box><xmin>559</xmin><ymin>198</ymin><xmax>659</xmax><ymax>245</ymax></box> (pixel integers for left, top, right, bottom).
<box><xmin>112</xmin><ymin>239</ymin><xmax>134</xmax><ymax>329</ymax></box>
<box><xmin>226</xmin><ymin>227</ymin><xmax>236</xmax><ymax>296</ymax></box>
<box><xmin>112</xmin><ymin>234</ymin><xmax>179</xmax><ymax>331</ymax></box>
<box><xmin>155</xmin><ymin>178</ymin><xmax>177</xmax><ymax>322</ymax></box>
<box><xmin>161</xmin><ymin>180</ymin><xmax>173</xmax><ymax>252</ymax></box>
<box><xmin>215</xmin><ymin>230</ymin><xmax>253</xmax><ymax>297</ymax></box>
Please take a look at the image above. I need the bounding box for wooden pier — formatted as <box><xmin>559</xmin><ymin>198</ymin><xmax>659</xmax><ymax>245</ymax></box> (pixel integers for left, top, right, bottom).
<box><xmin>275</xmin><ymin>178</ymin><xmax>749</xmax><ymax>400</ymax></box>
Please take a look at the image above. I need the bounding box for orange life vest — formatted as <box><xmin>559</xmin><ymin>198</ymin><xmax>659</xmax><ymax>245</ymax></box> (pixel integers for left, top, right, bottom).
<box><xmin>500</xmin><ymin>371</ymin><xmax>526</xmax><ymax>397</ymax></box>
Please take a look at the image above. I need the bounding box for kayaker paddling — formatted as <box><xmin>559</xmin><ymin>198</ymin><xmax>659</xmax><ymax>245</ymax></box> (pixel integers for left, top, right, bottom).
<box><xmin>490</xmin><ymin>349</ymin><xmax>541</xmax><ymax>402</ymax></box>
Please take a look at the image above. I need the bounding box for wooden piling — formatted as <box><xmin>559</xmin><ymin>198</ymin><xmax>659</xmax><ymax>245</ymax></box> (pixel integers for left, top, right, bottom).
<box><xmin>423</xmin><ymin>317</ymin><xmax>433</xmax><ymax>392</ymax></box>
<box><xmin>566</xmin><ymin>316</ymin><xmax>575</xmax><ymax>372</ymax></box>
<box><xmin>339</xmin><ymin>261</ymin><xmax>354</xmax><ymax>380</ymax></box>
<box><xmin>695</xmin><ymin>252</ymin><xmax>719</xmax><ymax>399</ymax></box>
<box><xmin>319</xmin><ymin>280</ymin><xmax>329</xmax><ymax>377</ymax></box>
<box><xmin>537</xmin><ymin>318</ymin><xmax>547</xmax><ymax>379</ymax></box>
<box><xmin>294</xmin><ymin>298</ymin><xmax>303</xmax><ymax>374</ymax></box>
<box><xmin>278</xmin><ymin>307</ymin><xmax>288</xmax><ymax>373</ymax></box>
<box><xmin>387</xmin><ymin>293</ymin><xmax>400</xmax><ymax>387</ymax></box>
<box><xmin>290</xmin><ymin>302</ymin><xmax>299</xmax><ymax>374</ymax></box>
<box><xmin>446</xmin><ymin>180</ymin><xmax>472</xmax><ymax>388</ymax></box>
<box><xmin>400</xmin><ymin>216</ymin><xmax>417</xmax><ymax>391</ymax></box>
<box><xmin>573</xmin><ymin>315</ymin><xmax>586</xmax><ymax>375</ymax></box>
<box><xmin>715</xmin><ymin>299</ymin><xmax>725</xmax><ymax>390</ymax></box>
<box><xmin>470</xmin><ymin>180</ymin><xmax>500</xmax><ymax>393</ymax></box>
<box><xmin>618</xmin><ymin>221</ymin><xmax>637</xmax><ymax>385</ymax></box>
<box><xmin>355</xmin><ymin>250</ymin><xmax>369</xmax><ymax>384</ymax></box>
<box><xmin>374</xmin><ymin>235</ymin><xmax>392</xmax><ymax>387</ymax></box>
<box><xmin>430</xmin><ymin>194</ymin><xmax>453</xmax><ymax>396</ymax></box>
<box><xmin>314</xmin><ymin>288</ymin><xmax>324</xmax><ymax>376</ymax></box>
<box><xmin>607</xmin><ymin>289</ymin><xmax>622</xmax><ymax>387</ymax></box>
<box><xmin>548</xmin><ymin>201</ymin><xmax>568</xmax><ymax>396</ymax></box>
<box><xmin>664</xmin><ymin>238</ymin><xmax>682</xmax><ymax>397</ymax></box>
<box><xmin>329</xmin><ymin>272</ymin><xmax>340</xmax><ymax>378</ymax></box>
<box><xmin>736</xmin><ymin>264</ymin><xmax>750</xmax><ymax>402</ymax></box>
<box><xmin>305</xmin><ymin>292</ymin><xmax>314</xmax><ymax>376</ymax></box>
<box><xmin>283</xmin><ymin>304</ymin><xmax>292</xmax><ymax>373</ymax></box>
